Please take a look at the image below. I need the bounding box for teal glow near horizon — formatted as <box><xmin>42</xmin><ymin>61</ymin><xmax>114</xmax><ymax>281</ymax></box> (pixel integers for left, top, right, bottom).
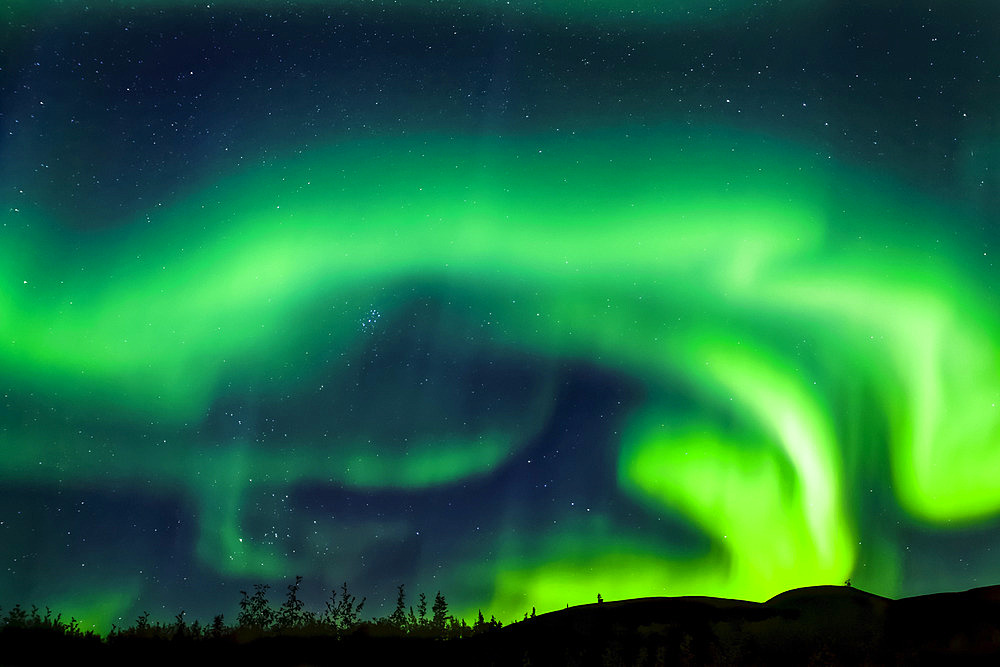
<box><xmin>2</xmin><ymin>1</ymin><xmax>998</xmax><ymax>635</ymax></box>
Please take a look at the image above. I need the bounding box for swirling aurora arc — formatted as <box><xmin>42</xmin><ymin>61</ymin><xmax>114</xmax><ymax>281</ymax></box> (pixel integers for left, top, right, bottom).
<box><xmin>1</xmin><ymin>0</ymin><xmax>999</xmax><ymax>631</ymax></box>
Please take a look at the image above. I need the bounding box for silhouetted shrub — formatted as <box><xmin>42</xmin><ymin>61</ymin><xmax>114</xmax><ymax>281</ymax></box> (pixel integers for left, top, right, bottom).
<box><xmin>323</xmin><ymin>581</ymin><xmax>365</xmax><ymax>633</ymax></box>
<box><xmin>275</xmin><ymin>575</ymin><xmax>315</xmax><ymax>631</ymax></box>
<box><xmin>238</xmin><ymin>583</ymin><xmax>274</xmax><ymax>632</ymax></box>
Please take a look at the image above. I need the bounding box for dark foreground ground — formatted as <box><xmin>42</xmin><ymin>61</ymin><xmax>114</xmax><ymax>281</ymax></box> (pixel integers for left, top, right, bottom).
<box><xmin>4</xmin><ymin>584</ymin><xmax>1000</xmax><ymax>665</ymax></box>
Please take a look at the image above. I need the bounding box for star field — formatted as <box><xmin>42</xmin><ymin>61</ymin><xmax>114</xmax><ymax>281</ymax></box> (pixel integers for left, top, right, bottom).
<box><xmin>1</xmin><ymin>1</ymin><xmax>999</xmax><ymax>632</ymax></box>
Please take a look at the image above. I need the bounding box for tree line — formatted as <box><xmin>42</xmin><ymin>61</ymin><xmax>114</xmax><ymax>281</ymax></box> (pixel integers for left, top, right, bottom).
<box><xmin>0</xmin><ymin>577</ymin><xmax>508</xmax><ymax>643</ymax></box>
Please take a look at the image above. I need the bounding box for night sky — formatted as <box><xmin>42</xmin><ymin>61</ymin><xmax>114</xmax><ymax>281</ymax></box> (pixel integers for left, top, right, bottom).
<box><xmin>2</xmin><ymin>0</ymin><xmax>999</xmax><ymax>632</ymax></box>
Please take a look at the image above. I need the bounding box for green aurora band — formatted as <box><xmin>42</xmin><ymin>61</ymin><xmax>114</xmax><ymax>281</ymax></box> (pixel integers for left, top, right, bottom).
<box><xmin>3</xmin><ymin>126</ymin><xmax>999</xmax><ymax>626</ymax></box>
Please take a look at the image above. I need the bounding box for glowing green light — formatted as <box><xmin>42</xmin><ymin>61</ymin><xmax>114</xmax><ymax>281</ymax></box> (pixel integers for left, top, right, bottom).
<box><xmin>3</xmin><ymin>125</ymin><xmax>1000</xmax><ymax>626</ymax></box>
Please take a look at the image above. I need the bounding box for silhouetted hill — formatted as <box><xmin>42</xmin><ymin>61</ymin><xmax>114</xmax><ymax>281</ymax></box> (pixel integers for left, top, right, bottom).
<box><xmin>462</xmin><ymin>585</ymin><xmax>998</xmax><ymax>664</ymax></box>
<box><xmin>4</xmin><ymin>585</ymin><xmax>1000</xmax><ymax>665</ymax></box>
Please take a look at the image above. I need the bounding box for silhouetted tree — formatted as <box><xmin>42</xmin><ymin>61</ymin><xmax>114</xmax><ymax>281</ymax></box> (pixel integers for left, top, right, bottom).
<box><xmin>210</xmin><ymin>614</ymin><xmax>226</xmax><ymax>639</ymax></box>
<box><xmin>3</xmin><ymin>604</ymin><xmax>27</xmax><ymax>629</ymax></box>
<box><xmin>323</xmin><ymin>582</ymin><xmax>365</xmax><ymax>632</ymax></box>
<box><xmin>453</xmin><ymin>616</ymin><xmax>470</xmax><ymax>639</ymax></box>
<box><xmin>172</xmin><ymin>610</ymin><xmax>187</xmax><ymax>639</ymax></box>
<box><xmin>474</xmin><ymin>610</ymin><xmax>486</xmax><ymax>634</ymax></box>
<box><xmin>238</xmin><ymin>584</ymin><xmax>273</xmax><ymax>631</ymax></box>
<box><xmin>134</xmin><ymin>611</ymin><xmax>151</xmax><ymax>636</ymax></box>
<box><xmin>387</xmin><ymin>584</ymin><xmax>408</xmax><ymax>632</ymax></box>
<box><xmin>431</xmin><ymin>591</ymin><xmax>448</xmax><ymax>631</ymax></box>
<box><xmin>276</xmin><ymin>575</ymin><xmax>311</xmax><ymax>630</ymax></box>
<box><xmin>416</xmin><ymin>592</ymin><xmax>428</xmax><ymax>627</ymax></box>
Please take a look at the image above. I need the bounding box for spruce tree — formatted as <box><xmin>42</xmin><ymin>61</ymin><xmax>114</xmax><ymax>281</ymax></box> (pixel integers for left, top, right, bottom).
<box><xmin>431</xmin><ymin>591</ymin><xmax>448</xmax><ymax>630</ymax></box>
<box><xmin>417</xmin><ymin>592</ymin><xmax>428</xmax><ymax>627</ymax></box>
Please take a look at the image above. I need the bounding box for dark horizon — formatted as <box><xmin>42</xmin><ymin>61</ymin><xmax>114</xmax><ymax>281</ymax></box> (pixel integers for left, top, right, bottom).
<box><xmin>5</xmin><ymin>579</ymin><xmax>1000</xmax><ymax>665</ymax></box>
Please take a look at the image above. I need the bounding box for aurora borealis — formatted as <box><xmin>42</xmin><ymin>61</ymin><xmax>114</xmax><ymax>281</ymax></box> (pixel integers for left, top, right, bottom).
<box><xmin>2</xmin><ymin>0</ymin><xmax>999</xmax><ymax>633</ymax></box>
